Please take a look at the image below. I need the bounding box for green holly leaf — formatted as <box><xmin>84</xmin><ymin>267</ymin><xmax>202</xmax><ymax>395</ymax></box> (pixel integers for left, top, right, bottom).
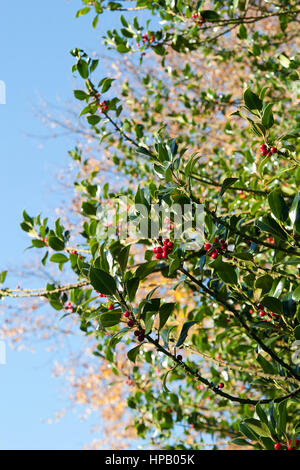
<box><xmin>200</xmin><ymin>10</ymin><xmax>220</xmax><ymax>21</ymax></box>
<box><xmin>268</xmin><ymin>190</ymin><xmax>289</xmax><ymax>222</ymax></box>
<box><xmin>89</xmin><ymin>267</ymin><xmax>117</xmax><ymax>295</ymax></box>
<box><xmin>176</xmin><ymin>321</ymin><xmax>197</xmax><ymax>347</ymax></box>
<box><xmin>50</xmin><ymin>254</ymin><xmax>69</xmax><ymax>264</ymax></box>
<box><xmin>127</xmin><ymin>343</ymin><xmax>144</xmax><ymax>363</ymax></box>
<box><xmin>261</xmin><ymin>103</ymin><xmax>274</xmax><ymax>129</ymax></box>
<box><xmin>215</xmin><ymin>261</ymin><xmax>238</xmax><ymax>284</ymax></box>
<box><xmin>100</xmin><ymin>312</ymin><xmax>122</xmax><ymax>328</ymax></box>
<box><xmin>244</xmin><ymin>88</ymin><xmax>263</xmax><ymax>111</ymax></box>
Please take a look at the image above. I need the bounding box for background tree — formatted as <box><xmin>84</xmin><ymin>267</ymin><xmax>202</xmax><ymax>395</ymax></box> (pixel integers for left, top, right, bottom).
<box><xmin>1</xmin><ymin>0</ymin><xmax>300</xmax><ymax>450</ymax></box>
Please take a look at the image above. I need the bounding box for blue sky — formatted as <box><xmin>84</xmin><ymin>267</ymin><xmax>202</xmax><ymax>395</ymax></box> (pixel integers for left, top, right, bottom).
<box><xmin>0</xmin><ymin>0</ymin><xmax>129</xmax><ymax>450</ymax></box>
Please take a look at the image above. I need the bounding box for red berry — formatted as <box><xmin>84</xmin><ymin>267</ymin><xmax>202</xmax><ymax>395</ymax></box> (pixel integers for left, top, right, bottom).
<box><xmin>156</xmin><ymin>246</ymin><xmax>163</xmax><ymax>253</ymax></box>
<box><xmin>138</xmin><ymin>334</ymin><xmax>145</xmax><ymax>342</ymax></box>
<box><xmin>163</xmin><ymin>238</ymin><xmax>169</xmax><ymax>245</ymax></box>
<box><xmin>249</xmin><ymin>309</ymin><xmax>254</xmax><ymax>314</ymax></box>
<box><xmin>259</xmin><ymin>310</ymin><xmax>265</xmax><ymax>317</ymax></box>
<box><xmin>270</xmin><ymin>147</ymin><xmax>277</xmax><ymax>154</ymax></box>
<box><xmin>218</xmin><ymin>382</ymin><xmax>224</xmax><ymax>389</ymax></box>
<box><xmin>204</xmin><ymin>243</ymin><xmax>211</xmax><ymax>251</ymax></box>
<box><xmin>213</xmin><ymin>237</ymin><xmax>219</xmax><ymax>243</ymax></box>
<box><xmin>287</xmin><ymin>439</ymin><xmax>298</xmax><ymax>449</ymax></box>
<box><xmin>274</xmin><ymin>443</ymin><xmax>282</xmax><ymax>450</ymax></box>
<box><xmin>257</xmin><ymin>304</ymin><xmax>264</xmax><ymax>310</ymax></box>
<box><xmin>211</xmin><ymin>251</ymin><xmax>218</xmax><ymax>260</ymax></box>
<box><xmin>124</xmin><ymin>311</ymin><xmax>130</xmax><ymax>318</ymax></box>
<box><xmin>177</xmin><ymin>354</ymin><xmax>183</xmax><ymax>361</ymax></box>
<box><xmin>128</xmin><ymin>379</ymin><xmax>134</xmax><ymax>386</ymax></box>
<box><xmin>220</xmin><ymin>238</ymin><xmax>225</xmax><ymax>244</ymax></box>
<box><xmin>128</xmin><ymin>320</ymin><xmax>134</xmax><ymax>328</ymax></box>
<box><xmin>134</xmin><ymin>330</ymin><xmax>140</xmax><ymax>337</ymax></box>
<box><xmin>155</xmin><ymin>253</ymin><xmax>162</xmax><ymax>260</ymax></box>
<box><xmin>260</xmin><ymin>144</ymin><xmax>267</xmax><ymax>150</ymax></box>
<box><xmin>167</xmin><ymin>241</ymin><xmax>173</xmax><ymax>249</ymax></box>
<box><xmin>162</xmin><ymin>253</ymin><xmax>168</xmax><ymax>259</ymax></box>
<box><xmin>99</xmin><ymin>100</ymin><xmax>108</xmax><ymax>112</ymax></box>
<box><xmin>108</xmin><ymin>304</ymin><xmax>114</xmax><ymax>311</ymax></box>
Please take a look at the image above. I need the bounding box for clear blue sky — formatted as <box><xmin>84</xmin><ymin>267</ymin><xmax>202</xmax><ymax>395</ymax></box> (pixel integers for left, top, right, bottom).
<box><xmin>0</xmin><ymin>0</ymin><xmax>130</xmax><ymax>450</ymax></box>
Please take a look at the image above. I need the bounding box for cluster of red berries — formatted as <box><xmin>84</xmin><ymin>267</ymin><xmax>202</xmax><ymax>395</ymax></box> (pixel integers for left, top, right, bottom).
<box><xmin>142</xmin><ymin>33</ymin><xmax>155</xmax><ymax>44</ymax></box>
<box><xmin>287</xmin><ymin>439</ymin><xmax>299</xmax><ymax>450</ymax></box>
<box><xmin>191</xmin><ymin>12</ymin><xmax>206</xmax><ymax>26</ymax></box>
<box><xmin>249</xmin><ymin>304</ymin><xmax>281</xmax><ymax>326</ymax></box>
<box><xmin>274</xmin><ymin>439</ymin><xmax>299</xmax><ymax>451</ymax></box>
<box><xmin>260</xmin><ymin>144</ymin><xmax>277</xmax><ymax>157</ymax></box>
<box><xmin>153</xmin><ymin>239</ymin><xmax>174</xmax><ymax>260</ymax></box>
<box><xmin>134</xmin><ymin>328</ymin><xmax>145</xmax><ymax>343</ymax></box>
<box><xmin>204</xmin><ymin>237</ymin><xmax>227</xmax><ymax>260</ymax></box>
<box><xmin>65</xmin><ymin>301</ymin><xmax>75</xmax><ymax>313</ymax></box>
<box><xmin>96</xmin><ymin>290</ymin><xmax>106</xmax><ymax>298</ymax></box>
<box><xmin>124</xmin><ymin>311</ymin><xmax>145</xmax><ymax>342</ymax></box>
<box><xmin>237</xmin><ymin>190</ymin><xmax>246</xmax><ymax>199</ymax></box>
<box><xmin>99</xmin><ymin>100</ymin><xmax>108</xmax><ymax>112</ymax></box>
<box><xmin>196</xmin><ymin>384</ymin><xmax>205</xmax><ymax>391</ymax></box>
<box><xmin>70</xmin><ymin>250</ymin><xmax>83</xmax><ymax>259</ymax></box>
<box><xmin>266</xmin><ymin>236</ymin><xmax>275</xmax><ymax>245</ymax></box>
<box><xmin>257</xmin><ymin>303</ymin><xmax>267</xmax><ymax>318</ymax></box>
<box><xmin>124</xmin><ymin>310</ymin><xmax>145</xmax><ymax>343</ymax></box>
